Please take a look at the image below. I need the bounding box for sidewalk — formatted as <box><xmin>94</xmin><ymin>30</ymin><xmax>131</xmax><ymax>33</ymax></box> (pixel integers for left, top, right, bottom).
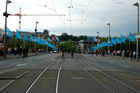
<box><xmin>105</xmin><ymin>54</ymin><xmax>140</xmax><ymax>64</ymax></box>
<box><xmin>0</xmin><ymin>53</ymin><xmax>45</xmax><ymax>61</ymax></box>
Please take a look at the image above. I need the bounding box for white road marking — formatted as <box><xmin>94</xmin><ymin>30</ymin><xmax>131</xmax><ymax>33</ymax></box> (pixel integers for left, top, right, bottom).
<box><xmin>110</xmin><ymin>61</ymin><xmax>115</xmax><ymax>64</ymax></box>
<box><xmin>120</xmin><ymin>65</ymin><xmax>131</xmax><ymax>68</ymax></box>
<box><xmin>16</xmin><ymin>63</ymin><xmax>28</xmax><ymax>66</ymax></box>
<box><xmin>56</xmin><ymin>61</ymin><xmax>63</xmax><ymax>93</ymax></box>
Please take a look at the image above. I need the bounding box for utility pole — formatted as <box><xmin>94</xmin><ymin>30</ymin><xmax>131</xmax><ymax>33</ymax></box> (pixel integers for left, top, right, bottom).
<box><xmin>35</xmin><ymin>21</ymin><xmax>39</xmax><ymax>54</ymax></box>
<box><xmin>107</xmin><ymin>23</ymin><xmax>111</xmax><ymax>55</ymax></box>
<box><xmin>134</xmin><ymin>2</ymin><xmax>139</xmax><ymax>62</ymax></box>
<box><xmin>3</xmin><ymin>0</ymin><xmax>11</xmax><ymax>58</ymax></box>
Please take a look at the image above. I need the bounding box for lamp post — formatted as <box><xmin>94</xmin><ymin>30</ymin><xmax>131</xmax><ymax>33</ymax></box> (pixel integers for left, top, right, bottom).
<box><xmin>97</xmin><ymin>32</ymin><xmax>99</xmax><ymax>37</ymax></box>
<box><xmin>107</xmin><ymin>23</ymin><xmax>111</xmax><ymax>55</ymax></box>
<box><xmin>3</xmin><ymin>0</ymin><xmax>11</xmax><ymax>58</ymax></box>
<box><xmin>35</xmin><ymin>21</ymin><xmax>39</xmax><ymax>53</ymax></box>
<box><xmin>134</xmin><ymin>2</ymin><xmax>139</xmax><ymax>62</ymax></box>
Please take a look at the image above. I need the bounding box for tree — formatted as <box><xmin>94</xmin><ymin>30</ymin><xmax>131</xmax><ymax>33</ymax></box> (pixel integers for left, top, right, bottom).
<box><xmin>59</xmin><ymin>40</ymin><xmax>76</xmax><ymax>52</ymax></box>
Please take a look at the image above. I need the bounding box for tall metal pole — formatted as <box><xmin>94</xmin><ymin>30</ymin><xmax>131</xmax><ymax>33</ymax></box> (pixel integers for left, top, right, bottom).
<box><xmin>3</xmin><ymin>0</ymin><xmax>11</xmax><ymax>58</ymax></box>
<box><xmin>35</xmin><ymin>21</ymin><xmax>39</xmax><ymax>53</ymax></box>
<box><xmin>97</xmin><ymin>32</ymin><xmax>99</xmax><ymax>51</ymax></box>
<box><xmin>134</xmin><ymin>2</ymin><xmax>139</xmax><ymax>62</ymax></box>
<box><xmin>107</xmin><ymin>23</ymin><xmax>110</xmax><ymax>55</ymax></box>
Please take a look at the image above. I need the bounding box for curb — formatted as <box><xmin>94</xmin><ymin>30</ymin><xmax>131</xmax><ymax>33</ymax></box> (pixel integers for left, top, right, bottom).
<box><xmin>0</xmin><ymin>53</ymin><xmax>46</xmax><ymax>61</ymax></box>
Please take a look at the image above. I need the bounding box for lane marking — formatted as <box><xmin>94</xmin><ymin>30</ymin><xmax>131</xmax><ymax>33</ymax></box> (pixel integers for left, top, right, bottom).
<box><xmin>55</xmin><ymin>61</ymin><xmax>63</xmax><ymax>93</ymax></box>
<box><xmin>71</xmin><ymin>76</ymin><xmax>84</xmax><ymax>80</ymax></box>
<box><xmin>16</xmin><ymin>63</ymin><xmax>28</xmax><ymax>67</ymax></box>
<box><xmin>120</xmin><ymin>65</ymin><xmax>131</xmax><ymax>68</ymax></box>
<box><xmin>0</xmin><ymin>80</ymin><xmax>15</xmax><ymax>92</ymax></box>
<box><xmin>85</xmin><ymin>60</ymin><xmax>140</xmax><ymax>93</ymax></box>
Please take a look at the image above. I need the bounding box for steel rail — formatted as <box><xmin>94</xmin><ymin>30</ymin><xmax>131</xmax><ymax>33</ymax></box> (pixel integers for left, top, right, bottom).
<box><xmin>25</xmin><ymin>61</ymin><xmax>56</xmax><ymax>93</ymax></box>
<box><xmin>83</xmin><ymin>55</ymin><xmax>140</xmax><ymax>93</ymax></box>
<box><xmin>77</xmin><ymin>55</ymin><xmax>115</xmax><ymax>93</ymax></box>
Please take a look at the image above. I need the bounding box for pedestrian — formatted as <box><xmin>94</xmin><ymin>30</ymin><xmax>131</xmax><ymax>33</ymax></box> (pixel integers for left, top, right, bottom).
<box><xmin>133</xmin><ymin>51</ymin><xmax>136</xmax><ymax>59</ymax></box>
<box><xmin>14</xmin><ymin>47</ymin><xmax>17</xmax><ymax>55</ymax></box>
<box><xmin>71</xmin><ymin>49</ymin><xmax>74</xmax><ymax>59</ymax></box>
<box><xmin>18</xmin><ymin>46</ymin><xmax>22</xmax><ymax>56</ymax></box>
<box><xmin>8</xmin><ymin>47</ymin><xmax>11</xmax><ymax>55</ymax></box>
<box><xmin>92</xmin><ymin>51</ymin><xmax>93</xmax><ymax>56</ymax></box>
<box><xmin>62</xmin><ymin>48</ymin><xmax>64</xmax><ymax>59</ymax></box>
<box><xmin>121</xmin><ymin>49</ymin><xmax>125</xmax><ymax>59</ymax></box>
<box><xmin>23</xmin><ymin>48</ymin><xmax>26</xmax><ymax>58</ymax></box>
<box><xmin>0</xmin><ymin>47</ymin><xmax>3</xmax><ymax>56</ymax></box>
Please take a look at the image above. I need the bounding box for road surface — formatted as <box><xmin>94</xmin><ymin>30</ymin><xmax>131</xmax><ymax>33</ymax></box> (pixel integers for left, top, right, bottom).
<box><xmin>0</xmin><ymin>53</ymin><xmax>140</xmax><ymax>93</ymax></box>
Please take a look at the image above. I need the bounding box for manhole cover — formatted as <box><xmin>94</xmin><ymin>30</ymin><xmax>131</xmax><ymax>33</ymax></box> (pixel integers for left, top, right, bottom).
<box><xmin>71</xmin><ymin>76</ymin><xmax>84</xmax><ymax>80</ymax></box>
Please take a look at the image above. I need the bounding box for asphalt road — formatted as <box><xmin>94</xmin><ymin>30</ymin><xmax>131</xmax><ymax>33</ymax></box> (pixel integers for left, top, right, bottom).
<box><xmin>0</xmin><ymin>53</ymin><xmax>140</xmax><ymax>93</ymax></box>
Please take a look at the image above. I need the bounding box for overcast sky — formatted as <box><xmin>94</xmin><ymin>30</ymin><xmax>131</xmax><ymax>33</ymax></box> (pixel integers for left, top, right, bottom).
<box><xmin>0</xmin><ymin>0</ymin><xmax>140</xmax><ymax>37</ymax></box>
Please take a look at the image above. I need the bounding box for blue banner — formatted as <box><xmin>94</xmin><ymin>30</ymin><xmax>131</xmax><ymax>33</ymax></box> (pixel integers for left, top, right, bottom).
<box><xmin>25</xmin><ymin>33</ymin><xmax>29</xmax><ymax>41</ymax></box>
<box><xmin>121</xmin><ymin>35</ymin><xmax>127</xmax><ymax>43</ymax></box>
<box><xmin>16</xmin><ymin>29</ymin><xmax>23</xmax><ymax>40</ymax></box>
<box><xmin>6</xmin><ymin>27</ymin><xmax>13</xmax><ymax>38</ymax></box>
<box><xmin>47</xmin><ymin>37</ymin><xmax>52</xmax><ymax>42</ymax></box>
<box><xmin>30</xmin><ymin>34</ymin><xmax>35</xmax><ymax>42</ymax></box>
<box><xmin>130</xmin><ymin>32</ymin><xmax>136</xmax><ymax>42</ymax></box>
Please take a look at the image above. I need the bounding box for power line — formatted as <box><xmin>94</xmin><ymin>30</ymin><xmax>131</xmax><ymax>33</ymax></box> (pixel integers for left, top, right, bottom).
<box><xmin>51</xmin><ymin>0</ymin><xmax>57</xmax><ymax>14</ymax></box>
<box><xmin>85</xmin><ymin>0</ymin><xmax>93</xmax><ymax>11</ymax></box>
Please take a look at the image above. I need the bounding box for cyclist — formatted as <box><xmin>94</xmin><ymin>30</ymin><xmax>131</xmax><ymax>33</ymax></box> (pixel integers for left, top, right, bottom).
<box><xmin>62</xmin><ymin>48</ymin><xmax>64</xmax><ymax>59</ymax></box>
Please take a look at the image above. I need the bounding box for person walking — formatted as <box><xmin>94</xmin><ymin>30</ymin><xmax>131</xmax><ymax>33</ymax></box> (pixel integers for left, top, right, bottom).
<box><xmin>62</xmin><ymin>48</ymin><xmax>64</xmax><ymax>59</ymax></box>
<box><xmin>121</xmin><ymin>49</ymin><xmax>125</xmax><ymax>59</ymax></box>
<box><xmin>71</xmin><ymin>49</ymin><xmax>74</xmax><ymax>59</ymax></box>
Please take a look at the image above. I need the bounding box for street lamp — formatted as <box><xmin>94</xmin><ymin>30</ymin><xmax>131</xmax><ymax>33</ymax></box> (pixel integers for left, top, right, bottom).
<box><xmin>133</xmin><ymin>2</ymin><xmax>139</xmax><ymax>62</ymax></box>
<box><xmin>3</xmin><ymin>0</ymin><xmax>11</xmax><ymax>58</ymax></box>
<box><xmin>107</xmin><ymin>23</ymin><xmax>111</xmax><ymax>55</ymax></box>
<box><xmin>97</xmin><ymin>32</ymin><xmax>99</xmax><ymax>37</ymax></box>
<box><xmin>35</xmin><ymin>21</ymin><xmax>39</xmax><ymax>53</ymax></box>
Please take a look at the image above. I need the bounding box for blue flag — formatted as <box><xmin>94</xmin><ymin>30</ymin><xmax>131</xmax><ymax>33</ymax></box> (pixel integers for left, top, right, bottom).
<box><xmin>44</xmin><ymin>40</ymin><xmax>47</xmax><ymax>45</ymax></box>
<box><xmin>121</xmin><ymin>35</ymin><xmax>127</xmax><ymax>43</ymax></box>
<box><xmin>115</xmin><ymin>37</ymin><xmax>121</xmax><ymax>44</ymax></box>
<box><xmin>94</xmin><ymin>37</ymin><xmax>97</xmax><ymax>42</ymax></box>
<box><xmin>130</xmin><ymin>32</ymin><xmax>136</xmax><ymax>42</ymax></box>
<box><xmin>110</xmin><ymin>42</ymin><xmax>113</xmax><ymax>47</ymax></box>
<box><xmin>93</xmin><ymin>46</ymin><xmax>97</xmax><ymax>51</ymax></box>
<box><xmin>103</xmin><ymin>41</ymin><xmax>108</xmax><ymax>47</ymax></box>
<box><xmin>36</xmin><ymin>37</ymin><xmax>41</xmax><ymax>44</ymax></box>
<box><xmin>30</xmin><ymin>34</ymin><xmax>35</xmax><ymax>42</ymax></box>
<box><xmin>54</xmin><ymin>36</ymin><xmax>57</xmax><ymax>42</ymax></box>
<box><xmin>47</xmin><ymin>37</ymin><xmax>52</xmax><ymax>42</ymax></box>
<box><xmin>24</xmin><ymin>33</ymin><xmax>29</xmax><ymax>41</ymax></box>
<box><xmin>111</xmin><ymin>38</ymin><xmax>116</xmax><ymax>45</ymax></box>
<box><xmin>6</xmin><ymin>27</ymin><xmax>13</xmax><ymax>38</ymax></box>
<box><xmin>16</xmin><ymin>29</ymin><xmax>23</xmax><ymax>40</ymax></box>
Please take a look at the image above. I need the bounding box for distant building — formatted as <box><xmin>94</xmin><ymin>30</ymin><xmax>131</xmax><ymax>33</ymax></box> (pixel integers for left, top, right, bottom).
<box><xmin>76</xmin><ymin>39</ymin><xmax>97</xmax><ymax>53</ymax></box>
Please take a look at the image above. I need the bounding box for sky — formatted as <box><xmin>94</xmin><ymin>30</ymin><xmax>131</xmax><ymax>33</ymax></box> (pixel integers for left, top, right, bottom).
<box><xmin>0</xmin><ymin>0</ymin><xmax>140</xmax><ymax>37</ymax></box>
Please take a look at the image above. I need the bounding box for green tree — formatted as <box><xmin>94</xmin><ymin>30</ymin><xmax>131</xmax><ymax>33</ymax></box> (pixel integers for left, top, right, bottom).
<box><xmin>59</xmin><ymin>40</ymin><xmax>76</xmax><ymax>52</ymax></box>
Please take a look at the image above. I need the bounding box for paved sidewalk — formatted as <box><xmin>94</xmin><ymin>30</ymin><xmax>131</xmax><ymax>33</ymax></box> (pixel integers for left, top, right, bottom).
<box><xmin>0</xmin><ymin>53</ymin><xmax>45</xmax><ymax>61</ymax></box>
<box><xmin>100</xmin><ymin>54</ymin><xmax>140</xmax><ymax>64</ymax></box>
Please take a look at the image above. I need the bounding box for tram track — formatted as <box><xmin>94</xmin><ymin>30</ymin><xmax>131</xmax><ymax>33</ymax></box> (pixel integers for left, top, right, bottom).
<box><xmin>78</xmin><ymin>54</ymin><xmax>140</xmax><ymax>93</ymax></box>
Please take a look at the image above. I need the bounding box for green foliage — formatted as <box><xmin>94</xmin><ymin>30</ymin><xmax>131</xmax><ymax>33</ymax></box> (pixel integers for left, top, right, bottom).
<box><xmin>59</xmin><ymin>33</ymin><xmax>87</xmax><ymax>41</ymax></box>
<box><xmin>59</xmin><ymin>40</ymin><xmax>76</xmax><ymax>52</ymax></box>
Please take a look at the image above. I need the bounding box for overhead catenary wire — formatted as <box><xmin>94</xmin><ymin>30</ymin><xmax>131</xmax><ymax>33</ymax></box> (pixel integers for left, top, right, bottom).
<box><xmin>68</xmin><ymin>0</ymin><xmax>73</xmax><ymax>33</ymax></box>
<box><xmin>82</xmin><ymin>0</ymin><xmax>94</xmax><ymax>22</ymax></box>
<box><xmin>51</xmin><ymin>0</ymin><xmax>57</xmax><ymax>14</ymax></box>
